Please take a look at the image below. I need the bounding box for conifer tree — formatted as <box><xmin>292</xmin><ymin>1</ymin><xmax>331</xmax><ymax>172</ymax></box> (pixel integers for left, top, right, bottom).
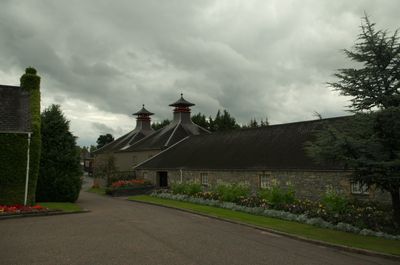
<box><xmin>36</xmin><ymin>105</ymin><xmax>82</xmax><ymax>202</ymax></box>
<box><xmin>308</xmin><ymin>16</ymin><xmax>400</xmax><ymax>224</ymax></box>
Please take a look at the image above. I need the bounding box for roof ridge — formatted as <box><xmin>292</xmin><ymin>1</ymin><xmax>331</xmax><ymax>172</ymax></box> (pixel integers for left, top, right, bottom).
<box><xmin>164</xmin><ymin>123</ymin><xmax>182</xmax><ymax>147</ymax></box>
<box><xmin>186</xmin><ymin>115</ymin><xmax>353</xmax><ymax>138</ymax></box>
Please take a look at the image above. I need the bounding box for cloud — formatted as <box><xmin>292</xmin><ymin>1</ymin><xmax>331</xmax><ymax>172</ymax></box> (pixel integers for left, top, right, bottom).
<box><xmin>0</xmin><ymin>0</ymin><xmax>399</xmax><ymax>145</ymax></box>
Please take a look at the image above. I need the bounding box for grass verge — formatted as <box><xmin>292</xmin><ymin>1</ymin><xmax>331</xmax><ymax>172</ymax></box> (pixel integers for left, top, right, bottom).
<box><xmin>129</xmin><ymin>195</ymin><xmax>400</xmax><ymax>256</ymax></box>
<box><xmin>86</xmin><ymin>187</ymin><xmax>106</xmax><ymax>195</ymax></box>
<box><xmin>38</xmin><ymin>202</ymin><xmax>82</xmax><ymax>213</ymax></box>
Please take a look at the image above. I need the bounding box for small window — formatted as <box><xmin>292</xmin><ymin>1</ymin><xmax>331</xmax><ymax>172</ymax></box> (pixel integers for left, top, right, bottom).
<box><xmin>201</xmin><ymin>173</ymin><xmax>208</xmax><ymax>186</ymax></box>
<box><xmin>259</xmin><ymin>175</ymin><xmax>269</xmax><ymax>189</ymax></box>
<box><xmin>351</xmin><ymin>182</ymin><xmax>369</xmax><ymax>195</ymax></box>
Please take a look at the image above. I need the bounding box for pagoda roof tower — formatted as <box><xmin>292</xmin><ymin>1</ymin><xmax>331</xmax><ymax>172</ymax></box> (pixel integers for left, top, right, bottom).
<box><xmin>120</xmin><ymin>93</ymin><xmax>209</xmax><ymax>152</ymax></box>
<box><xmin>93</xmin><ymin>105</ymin><xmax>155</xmax><ymax>154</ymax></box>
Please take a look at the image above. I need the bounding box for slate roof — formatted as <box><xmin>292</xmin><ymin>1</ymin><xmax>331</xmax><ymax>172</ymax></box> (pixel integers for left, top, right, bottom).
<box><xmin>0</xmin><ymin>85</ymin><xmax>31</xmax><ymax>133</ymax></box>
<box><xmin>93</xmin><ymin>104</ymin><xmax>157</xmax><ymax>154</ymax></box>
<box><xmin>119</xmin><ymin>120</ymin><xmax>209</xmax><ymax>152</ymax></box>
<box><xmin>92</xmin><ymin>129</ymin><xmax>149</xmax><ymax>154</ymax></box>
<box><xmin>135</xmin><ymin>117</ymin><xmax>350</xmax><ymax>171</ymax></box>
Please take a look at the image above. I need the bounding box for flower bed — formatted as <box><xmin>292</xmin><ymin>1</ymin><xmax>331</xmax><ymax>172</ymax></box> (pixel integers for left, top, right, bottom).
<box><xmin>152</xmin><ymin>192</ymin><xmax>400</xmax><ymax>240</ymax></box>
<box><xmin>0</xmin><ymin>204</ymin><xmax>48</xmax><ymax>215</ymax></box>
<box><xmin>106</xmin><ymin>179</ymin><xmax>155</xmax><ymax>196</ymax></box>
<box><xmin>162</xmin><ymin>181</ymin><xmax>399</xmax><ymax>238</ymax></box>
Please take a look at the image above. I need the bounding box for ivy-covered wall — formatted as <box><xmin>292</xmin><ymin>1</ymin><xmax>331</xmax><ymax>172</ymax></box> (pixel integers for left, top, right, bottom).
<box><xmin>0</xmin><ymin>68</ymin><xmax>41</xmax><ymax>205</ymax></box>
<box><xmin>0</xmin><ymin>134</ymin><xmax>29</xmax><ymax>205</ymax></box>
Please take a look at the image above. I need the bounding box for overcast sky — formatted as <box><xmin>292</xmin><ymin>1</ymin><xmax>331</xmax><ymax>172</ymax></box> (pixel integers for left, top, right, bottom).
<box><xmin>1</xmin><ymin>1</ymin><xmax>399</xmax><ymax>146</ymax></box>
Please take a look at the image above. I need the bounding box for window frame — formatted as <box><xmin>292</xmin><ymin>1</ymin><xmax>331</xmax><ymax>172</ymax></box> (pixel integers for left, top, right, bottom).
<box><xmin>200</xmin><ymin>173</ymin><xmax>208</xmax><ymax>186</ymax></box>
<box><xmin>259</xmin><ymin>175</ymin><xmax>268</xmax><ymax>189</ymax></box>
<box><xmin>351</xmin><ymin>181</ymin><xmax>369</xmax><ymax>195</ymax></box>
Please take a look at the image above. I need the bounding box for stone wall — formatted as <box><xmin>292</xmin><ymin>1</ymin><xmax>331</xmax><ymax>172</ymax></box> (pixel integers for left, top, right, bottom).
<box><xmin>114</xmin><ymin>150</ymin><xmax>160</xmax><ymax>171</ymax></box>
<box><xmin>93</xmin><ymin>150</ymin><xmax>161</xmax><ymax>187</ymax></box>
<box><xmin>136</xmin><ymin>168</ymin><xmax>391</xmax><ymax>203</ymax></box>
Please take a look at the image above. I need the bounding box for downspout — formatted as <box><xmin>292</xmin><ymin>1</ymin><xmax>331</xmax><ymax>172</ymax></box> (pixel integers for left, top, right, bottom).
<box><xmin>24</xmin><ymin>132</ymin><xmax>32</xmax><ymax>206</ymax></box>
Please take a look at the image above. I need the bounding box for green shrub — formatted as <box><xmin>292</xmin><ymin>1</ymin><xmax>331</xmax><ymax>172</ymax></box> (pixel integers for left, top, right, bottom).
<box><xmin>171</xmin><ymin>182</ymin><xmax>186</xmax><ymax>194</ymax></box>
<box><xmin>213</xmin><ymin>182</ymin><xmax>250</xmax><ymax>203</ymax></box>
<box><xmin>321</xmin><ymin>186</ymin><xmax>349</xmax><ymax>214</ymax></box>
<box><xmin>185</xmin><ymin>182</ymin><xmax>202</xmax><ymax>196</ymax></box>
<box><xmin>171</xmin><ymin>181</ymin><xmax>202</xmax><ymax>196</ymax></box>
<box><xmin>257</xmin><ymin>184</ymin><xmax>295</xmax><ymax>208</ymax></box>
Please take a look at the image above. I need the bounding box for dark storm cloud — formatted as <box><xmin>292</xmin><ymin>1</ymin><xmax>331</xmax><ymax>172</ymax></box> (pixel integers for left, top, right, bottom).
<box><xmin>0</xmin><ymin>0</ymin><xmax>399</xmax><ymax>145</ymax></box>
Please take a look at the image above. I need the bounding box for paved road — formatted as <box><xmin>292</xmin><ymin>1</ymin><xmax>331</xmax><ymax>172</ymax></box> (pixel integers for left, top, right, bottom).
<box><xmin>0</xmin><ymin>191</ymin><xmax>398</xmax><ymax>265</ymax></box>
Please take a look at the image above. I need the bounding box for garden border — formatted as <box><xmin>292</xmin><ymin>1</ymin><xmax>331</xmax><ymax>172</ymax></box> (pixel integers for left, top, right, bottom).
<box><xmin>129</xmin><ymin>198</ymin><xmax>400</xmax><ymax>261</ymax></box>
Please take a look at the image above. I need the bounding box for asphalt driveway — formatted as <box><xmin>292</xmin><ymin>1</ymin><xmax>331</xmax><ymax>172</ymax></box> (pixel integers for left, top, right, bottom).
<box><xmin>0</xmin><ymin>191</ymin><xmax>398</xmax><ymax>265</ymax></box>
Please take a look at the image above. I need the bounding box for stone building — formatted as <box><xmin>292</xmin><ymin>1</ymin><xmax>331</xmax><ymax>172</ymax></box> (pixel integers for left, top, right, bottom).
<box><xmin>93</xmin><ymin>94</ymin><xmax>209</xmax><ymax>179</ymax></box>
<box><xmin>135</xmin><ymin>117</ymin><xmax>390</xmax><ymax>202</ymax></box>
<box><xmin>0</xmin><ymin>68</ymin><xmax>41</xmax><ymax>205</ymax></box>
<box><xmin>92</xmin><ymin>104</ymin><xmax>155</xmax><ymax>177</ymax></box>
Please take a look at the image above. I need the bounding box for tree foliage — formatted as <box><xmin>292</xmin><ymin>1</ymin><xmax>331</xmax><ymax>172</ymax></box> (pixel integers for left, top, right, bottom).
<box><xmin>151</xmin><ymin>119</ymin><xmax>171</xmax><ymax>130</ymax></box>
<box><xmin>209</xmin><ymin>110</ymin><xmax>240</xmax><ymax>131</ymax></box>
<box><xmin>191</xmin><ymin>112</ymin><xmax>209</xmax><ymax>129</ymax></box>
<box><xmin>308</xmin><ymin>16</ymin><xmax>400</xmax><ymax>225</ymax></box>
<box><xmin>36</xmin><ymin>105</ymin><xmax>82</xmax><ymax>202</ymax></box>
<box><xmin>330</xmin><ymin>17</ymin><xmax>400</xmax><ymax>111</ymax></box>
<box><xmin>96</xmin><ymin>133</ymin><xmax>114</xmax><ymax>149</ymax></box>
<box><xmin>192</xmin><ymin>111</ymin><xmax>268</xmax><ymax>131</ymax></box>
<box><xmin>242</xmin><ymin>117</ymin><xmax>269</xmax><ymax>128</ymax></box>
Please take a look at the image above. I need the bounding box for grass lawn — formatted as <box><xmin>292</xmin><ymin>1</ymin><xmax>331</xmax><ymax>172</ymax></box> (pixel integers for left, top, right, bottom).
<box><xmin>38</xmin><ymin>202</ymin><xmax>82</xmax><ymax>212</ymax></box>
<box><xmin>86</xmin><ymin>187</ymin><xmax>106</xmax><ymax>195</ymax></box>
<box><xmin>129</xmin><ymin>195</ymin><xmax>400</xmax><ymax>256</ymax></box>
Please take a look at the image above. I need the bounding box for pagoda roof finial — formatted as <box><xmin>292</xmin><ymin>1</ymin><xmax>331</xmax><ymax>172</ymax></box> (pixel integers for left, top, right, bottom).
<box><xmin>133</xmin><ymin>105</ymin><xmax>154</xmax><ymax>116</ymax></box>
<box><xmin>169</xmin><ymin>93</ymin><xmax>195</xmax><ymax>107</ymax></box>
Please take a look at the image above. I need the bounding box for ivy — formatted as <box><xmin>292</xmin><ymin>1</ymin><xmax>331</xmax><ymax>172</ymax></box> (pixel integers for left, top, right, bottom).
<box><xmin>0</xmin><ymin>68</ymin><xmax>41</xmax><ymax>205</ymax></box>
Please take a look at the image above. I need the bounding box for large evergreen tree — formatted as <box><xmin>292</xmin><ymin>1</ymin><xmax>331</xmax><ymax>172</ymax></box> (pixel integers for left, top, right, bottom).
<box><xmin>308</xmin><ymin>16</ymin><xmax>400</xmax><ymax>224</ymax></box>
<box><xmin>36</xmin><ymin>105</ymin><xmax>82</xmax><ymax>202</ymax></box>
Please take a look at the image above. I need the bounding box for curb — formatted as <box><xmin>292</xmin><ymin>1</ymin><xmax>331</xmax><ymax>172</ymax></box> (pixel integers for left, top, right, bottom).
<box><xmin>128</xmin><ymin>199</ymin><xmax>400</xmax><ymax>262</ymax></box>
<box><xmin>0</xmin><ymin>209</ymin><xmax>90</xmax><ymax>220</ymax></box>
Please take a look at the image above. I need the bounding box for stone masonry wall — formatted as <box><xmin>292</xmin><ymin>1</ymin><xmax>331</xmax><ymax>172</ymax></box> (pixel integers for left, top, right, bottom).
<box><xmin>114</xmin><ymin>150</ymin><xmax>159</xmax><ymax>172</ymax></box>
<box><xmin>136</xmin><ymin>169</ymin><xmax>391</xmax><ymax>203</ymax></box>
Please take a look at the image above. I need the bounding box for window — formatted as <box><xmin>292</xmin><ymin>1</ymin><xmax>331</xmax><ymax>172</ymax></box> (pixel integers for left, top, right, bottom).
<box><xmin>351</xmin><ymin>182</ymin><xmax>369</xmax><ymax>195</ymax></box>
<box><xmin>259</xmin><ymin>175</ymin><xmax>268</xmax><ymax>189</ymax></box>
<box><xmin>201</xmin><ymin>173</ymin><xmax>208</xmax><ymax>186</ymax></box>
